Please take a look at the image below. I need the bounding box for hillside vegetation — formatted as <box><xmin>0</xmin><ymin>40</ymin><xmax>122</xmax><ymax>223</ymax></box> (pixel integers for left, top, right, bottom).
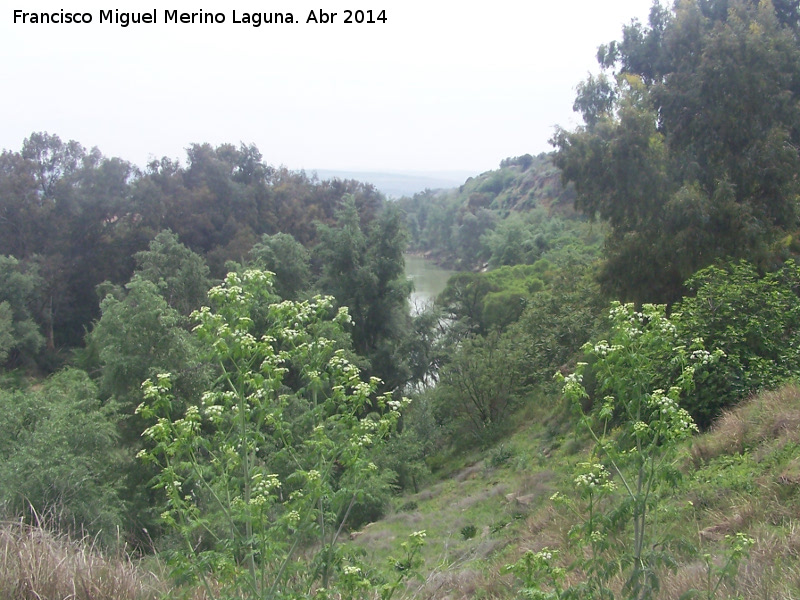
<box><xmin>6</xmin><ymin>383</ymin><xmax>800</xmax><ymax>599</ymax></box>
<box><xmin>396</xmin><ymin>153</ymin><xmax>593</xmax><ymax>271</ymax></box>
<box><xmin>3</xmin><ymin>0</ymin><xmax>800</xmax><ymax>598</ymax></box>
<box><xmin>349</xmin><ymin>382</ymin><xmax>800</xmax><ymax>599</ymax></box>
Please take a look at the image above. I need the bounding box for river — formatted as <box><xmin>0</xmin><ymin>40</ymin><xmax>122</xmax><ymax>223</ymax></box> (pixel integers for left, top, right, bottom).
<box><xmin>404</xmin><ymin>254</ymin><xmax>455</xmax><ymax>314</ymax></box>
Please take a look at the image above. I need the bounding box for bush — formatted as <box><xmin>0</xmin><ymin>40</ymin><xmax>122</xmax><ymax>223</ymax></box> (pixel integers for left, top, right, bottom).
<box><xmin>0</xmin><ymin>369</ymin><xmax>123</xmax><ymax>542</ymax></box>
<box><xmin>435</xmin><ymin>332</ymin><xmax>526</xmax><ymax>444</ymax></box>
<box><xmin>674</xmin><ymin>260</ymin><xmax>800</xmax><ymax>428</ymax></box>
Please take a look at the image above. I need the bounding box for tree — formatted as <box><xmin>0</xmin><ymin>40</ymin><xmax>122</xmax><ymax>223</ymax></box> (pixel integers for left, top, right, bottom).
<box><xmin>0</xmin><ymin>150</ymin><xmax>44</xmax><ymax>259</ymax></box>
<box><xmin>85</xmin><ymin>273</ymin><xmax>211</xmax><ymax>536</ymax></box>
<box><xmin>0</xmin><ymin>256</ymin><xmax>43</xmax><ymax>366</ymax></box>
<box><xmin>9</xmin><ymin>133</ymin><xmax>147</xmax><ymax>350</ymax></box>
<box><xmin>437</xmin><ymin>272</ymin><xmax>497</xmax><ymax>334</ymax></box>
<box><xmin>435</xmin><ymin>332</ymin><xmax>527</xmax><ymax>443</ymax></box>
<box><xmin>554</xmin><ymin>0</ymin><xmax>800</xmax><ymax>303</ymax></box>
<box><xmin>437</xmin><ymin>263</ymin><xmax>552</xmax><ymax>335</ymax></box>
<box><xmin>451</xmin><ymin>209</ymin><xmax>495</xmax><ymax>268</ymax></box>
<box><xmin>507</xmin><ymin>261</ymin><xmax>604</xmax><ymax>387</ymax></box>
<box><xmin>316</xmin><ymin>196</ymin><xmax>413</xmax><ymax>391</ymax></box>
<box><xmin>0</xmin><ymin>304</ymin><xmax>15</xmax><ymax>367</ymax></box>
<box><xmin>21</xmin><ymin>132</ymin><xmax>85</xmax><ymax>198</ymax></box>
<box><xmin>248</xmin><ymin>232</ymin><xmax>312</xmax><ymax>300</ymax></box>
<box><xmin>88</xmin><ymin>276</ymin><xmax>207</xmax><ymax>442</ymax></box>
<box><xmin>133</xmin><ymin>229</ymin><xmax>212</xmax><ymax>316</ymax></box>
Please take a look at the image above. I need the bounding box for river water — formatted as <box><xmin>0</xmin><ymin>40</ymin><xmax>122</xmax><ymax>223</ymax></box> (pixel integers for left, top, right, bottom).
<box><xmin>404</xmin><ymin>254</ymin><xmax>455</xmax><ymax>314</ymax></box>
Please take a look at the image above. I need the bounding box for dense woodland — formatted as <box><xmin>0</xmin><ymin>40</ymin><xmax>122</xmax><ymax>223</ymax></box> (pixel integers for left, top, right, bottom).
<box><xmin>4</xmin><ymin>0</ymin><xmax>800</xmax><ymax>598</ymax></box>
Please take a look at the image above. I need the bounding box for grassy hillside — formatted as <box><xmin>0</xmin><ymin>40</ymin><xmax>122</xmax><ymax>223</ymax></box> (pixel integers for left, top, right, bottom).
<box><xmin>5</xmin><ymin>383</ymin><xmax>800</xmax><ymax>599</ymax></box>
<box><xmin>351</xmin><ymin>384</ymin><xmax>800</xmax><ymax>599</ymax></box>
<box><xmin>9</xmin><ymin>385</ymin><xmax>800</xmax><ymax>600</ymax></box>
<box><xmin>456</xmin><ymin>154</ymin><xmax>573</xmax><ymax>215</ymax></box>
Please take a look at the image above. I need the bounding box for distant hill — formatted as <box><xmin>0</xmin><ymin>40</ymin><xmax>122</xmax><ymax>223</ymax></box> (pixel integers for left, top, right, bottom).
<box><xmin>311</xmin><ymin>169</ymin><xmax>477</xmax><ymax>198</ymax></box>
<box><xmin>392</xmin><ymin>153</ymin><xmax>597</xmax><ymax>270</ymax></box>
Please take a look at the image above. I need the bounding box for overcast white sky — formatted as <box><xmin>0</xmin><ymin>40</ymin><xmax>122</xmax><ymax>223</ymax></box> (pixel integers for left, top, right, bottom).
<box><xmin>2</xmin><ymin>1</ymin><xmax>656</xmax><ymax>174</ymax></box>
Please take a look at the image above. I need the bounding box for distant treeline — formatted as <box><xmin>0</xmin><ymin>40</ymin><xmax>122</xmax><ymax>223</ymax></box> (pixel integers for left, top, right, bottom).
<box><xmin>0</xmin><ymin>133</ymin><xmax>386</xmax><ymax>353</ymax></box>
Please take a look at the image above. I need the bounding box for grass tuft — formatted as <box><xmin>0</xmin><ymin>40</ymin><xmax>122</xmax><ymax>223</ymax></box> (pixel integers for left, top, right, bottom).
<box><xmin>0</xmin><ymin>520</ymin><xmax>166</xmax><ymax>600</ymax></box>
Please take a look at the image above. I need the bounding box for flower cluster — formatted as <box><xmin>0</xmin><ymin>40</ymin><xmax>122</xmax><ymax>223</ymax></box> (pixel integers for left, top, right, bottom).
<box><xmin>648</xmin><ymin>388</ymin><xmax>698</xmax><ymax>439</ymax></box>
<box><xmin>574</xmin><ymin>462</ymin><xmax>615</xmax><ymax>492</ymax></box>
<box><xmin>249</xmin><ymin>472</ymin><xmax>280</xmax><ymax>507</ymax></box>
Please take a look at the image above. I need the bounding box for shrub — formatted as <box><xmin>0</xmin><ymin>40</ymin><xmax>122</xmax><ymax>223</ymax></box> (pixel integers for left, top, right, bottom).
<box><xmin>137</xmin><ymin>270</ymin><xmax>410</xmax><ymax>599</ymax></box>
<box><xmin>460</xmin><ymin>525</ymin><xmax>477</xmax><ymax>540</ymax></box>
<box><xmin>674</xmin><ymin>260</ymin><xmax>800</xmax><ymax>428</ymax></box>
<box><xmin>435</xmin><ymin>332</ymin><xmax>526</xmax><ymax>444</ymax></box>
<box><xmin>0</xmin><ymin>369</ymin><xmax>123</xmax><ymax>541</ymax></box>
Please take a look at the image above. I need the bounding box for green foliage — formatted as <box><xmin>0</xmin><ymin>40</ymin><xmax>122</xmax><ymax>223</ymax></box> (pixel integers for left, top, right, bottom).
<box><xmin>0</xmin><ymin>369</ymin><xmax>123</xmax><ymax>541</ymax></box>
<box><xmin>555</xmin><ymin>302</ymin><xmax>722</xmax><ymax>599</ymax></box>
<box><xmin>488</xmin><ymin>443</ymin><xmax>515</xmax><ymax>468</ymax></box>
<box><xmin>672</xmin><ymin>260</ymin><xmax>800</xmax><ymax>428</ymax></box>
<box><xmin>86</xmin><ymin>268</ymin><xmax>213</xmax><ymax>537</ymax></box>
<box><xmin>555</xmin><ymin>0</ymin><xmax>800</xmax><ymax>303</ymax></box>
<box><xmin>507</xmin><ymin>262</ymin><xmax>605</xmax><ymax>388</ymax></box>
<box><xmin>500</xmin><ymin>154</ymin><xmax>535</xmax><ymax>171</ymax></box>
<box><xmin>0</xmin><ymin>133</ymin><xmax>390</xmax><ymax>355</ymax></box>
<box><xmin>437</xmin><ymin>271</ymin><xmax>497</xmax><ymax>333</ymax></box>
<box><xmin>438</xmin><ymin>262</ymin><xmax>553</xmax><ymax>335</ymax></box>
<box><xmin>460</xmin><ymin>525</ymin><xmax>477</xmax><ymax>540</ymax></box>
<box><xmin>89</xmin><ymin>278</ymin><xmax>207</xmax><ymax>434</ymax></box>
<box><xmin>701</xmin><ymin>532</ymin><xmax>754</xmax><ymax>600</ymax></box>
<box><xmin>248</xmin><ymin>232</ymin><xmax>311</xmax><ymax>300</ymax></box>
<box><xmin>403</xmin><ymin>304</ymin><xmax>451</xmax><ymax>389</ymax></box>
<box><xmin>0</xmin><ymin>303</ymin><xmax>14</xmax><ymax>365</ymax></box>
<box><xmin>482</xmin><ymin>209</ymin><xmax>604</xmax><ymax>272</ymax></box>
<box><xmin>132</xmin><ymin>230</ymin><xmax>212</xmax><ymax>316</ymax></box>
<box><xmin>321</xmin><ymin>529</ymin><xmax>426</xmax><ymax>600</ymax></box>
<box><xmin>137</xmin><ymin>270</ymin><xmax>409</xmax><ymax>598</ymax></box>
<box><xmin>396</xmin><ymin>153</ymin><xmax>578</xmax><ymax>270</ymax></box>
<box><xmin>435</xmin><ymin>332</ymin><xmax>527</xmax><ymax>444</ymax></box>
<box><xmin>477</xmin><ymin>169</ymin><xmax>516</xmax><ymax>196</ymax></box>
<box><xmin>430</xmin><ymin>259</ymin><xmax>604</xmax><ymax>454</ymax></box>
<box><xmin>384</xmin><ymin>529</ymin><xmax>426</xmax><ymax>593</ymax></box>
<box><xmin>376</xmin><ymin>390</ymin><xmax>439</xmax><ymax>493</ymax></box>
<box><xmin>678</xmin><ymin>532</ymin><xmax>755</xmax><ymax>600</ymax></box>
<box><xmin>0</xmin><ymin>255</ymin><xmax>44</xmax><ymax>366</ymax></box>
<box><xmin>316</xmin><ymin>196</ymin><xmax>413</xmax><ymax>390</ymax></box>
<box><xmin>503</xmin><ymin>548</ymin><xmax>567</xmax><ymax>600</ymax></box>
<box><xmin>483</xmin><ymin>213</ymin><xmax>543</xmax><ymax>267</ymax></box>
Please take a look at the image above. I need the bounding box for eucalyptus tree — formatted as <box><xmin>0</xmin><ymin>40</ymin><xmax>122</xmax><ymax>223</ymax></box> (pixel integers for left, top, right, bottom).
<box><xmin>554</xmin><ymin>0</ymin><xmax>800</xmax><ymax>302</ymax></box>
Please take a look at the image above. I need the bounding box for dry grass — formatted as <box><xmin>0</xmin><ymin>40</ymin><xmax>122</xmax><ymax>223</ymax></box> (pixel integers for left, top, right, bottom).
<box><xmin>420</xmin><ymin>568</ymin><xmax>488</xmax><ymax>599</ymax></box>
<box><xmin>0</xmin><ymin>520</ymin><xmax>167</xmax><ymax>600</ymax></box>
<box><xmin>657</xmin><ymin>527</ymin><xmax>800</xmax><ymax>599</ymax></box>
<box><xmin>692</xmin><ymin>383</ymin><xmax>800</xmax><ymax>465</ymax></box>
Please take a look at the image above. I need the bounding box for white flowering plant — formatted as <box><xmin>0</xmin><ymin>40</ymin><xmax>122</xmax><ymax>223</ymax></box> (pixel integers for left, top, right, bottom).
<box><xmin>503</xmin><ymin>547</ymin><xmax>567</xmax><ymax>600</ymax></box>
<box><xmin>555</xmin><ymin>302</ymin><xmax>722</xmax><ymax>600</ymax></box>
<box><xmin>137</xmin><ymin>270</ymin><xmax>410</xmax><ymax>599</ymax></box>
